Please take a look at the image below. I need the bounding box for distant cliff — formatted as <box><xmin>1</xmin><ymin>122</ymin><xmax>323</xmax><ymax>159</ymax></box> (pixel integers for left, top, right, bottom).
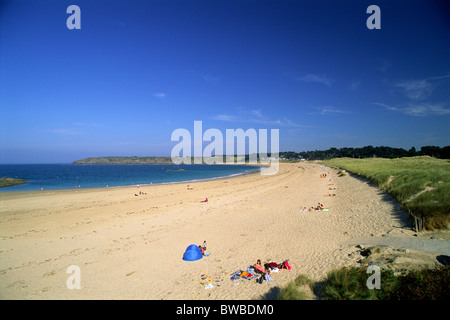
<box><xmin>71</xmin><ymin>155</ymin><xmax>260</xmax><ymax>165</ymax></box>
<box><xmin>72</xmin><ymin>156</ymin><xmax>174</xmax><ymax>165</ymax></box>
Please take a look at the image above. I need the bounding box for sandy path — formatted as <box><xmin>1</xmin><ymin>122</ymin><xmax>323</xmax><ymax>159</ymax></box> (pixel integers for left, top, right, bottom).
<box><xmin>347</xmin><ymin>236</ymin><xmax>450</xmax><ymax>256</ymax></box>
<box><xmin>0</xmin><ymin>162</ymin><xmax>416</xmax><ymax>299</ymax></box>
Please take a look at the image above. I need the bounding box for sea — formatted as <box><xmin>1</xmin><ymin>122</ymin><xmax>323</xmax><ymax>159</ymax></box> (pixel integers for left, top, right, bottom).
<box><xmin>0</xmin><ymin>164</ymin><xmax>260</xmax><ymax>192</ymax></box>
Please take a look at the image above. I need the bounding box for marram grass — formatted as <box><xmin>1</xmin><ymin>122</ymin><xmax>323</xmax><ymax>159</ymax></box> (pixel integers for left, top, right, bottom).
<box><xmin>322</xmin><ymin>156</ymin><xmax>450</xmax><ymax>230</ymax></box>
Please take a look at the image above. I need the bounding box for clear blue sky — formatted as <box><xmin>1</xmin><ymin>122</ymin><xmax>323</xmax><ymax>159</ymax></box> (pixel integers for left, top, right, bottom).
<box><xmin>1</xmin><ymin>0</ymin><xmax>449</xmax><ymax>163</ymax></box>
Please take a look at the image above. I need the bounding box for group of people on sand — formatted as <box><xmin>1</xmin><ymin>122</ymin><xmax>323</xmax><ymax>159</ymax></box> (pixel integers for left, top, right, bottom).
<box><xmin>325</xmin><ymin>183</ymin><xmax>337</xmax><ymax>197</ymax></box>
<box><xmin>198</xmin><ymin>240</ymin><xmax>208</xmax><ymax>255</ymax></box>
<box><xmin>252</xmin><ymin>260</ymin><xmax>274</xmax><ymax>283</ymax></box>
<box><xmin>301</xmin><ymin>203</ymin><xmax>325</xmax><ymax>212</ymax></box>
<box><xmin>251</xmin><ymin>259</ymin><xmax>291</xmax><ymax>283</ymax></box>
<box><xmin>198</xmin><ymin>240</ymin><xmax>211</xmax><ymax>256</ymax></box>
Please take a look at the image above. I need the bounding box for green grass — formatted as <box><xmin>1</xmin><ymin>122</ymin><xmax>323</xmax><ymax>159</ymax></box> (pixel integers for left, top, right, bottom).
<box><xmin>319</xmin><ymin>266</ymin><xmax>398</xmax><ymax>300</ymax></box>
<box><xmin>278</xmin><ymin>265</ymin><xmax>450</xmax><ymax>300</ymax></box>
<box><xmin>321</xmin><ymin>156</ymin><xmax>450</xmax><ymax>230</ymax></box>
<box><xmin>277</xmin><ymin>274</ymin><xmax>315</xmax><ymax>300</ymax></box>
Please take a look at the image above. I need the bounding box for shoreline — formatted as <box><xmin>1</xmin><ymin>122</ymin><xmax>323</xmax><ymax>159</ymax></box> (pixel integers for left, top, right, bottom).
<box><xmin>0</xmin><ymin>164</ymin><xmax>263</xmax><ymax>195</ymax></box>
<box><xmin>0</xmin><ymin>162</ymin><xmax>447</xmax><ymax>300</ymax></box>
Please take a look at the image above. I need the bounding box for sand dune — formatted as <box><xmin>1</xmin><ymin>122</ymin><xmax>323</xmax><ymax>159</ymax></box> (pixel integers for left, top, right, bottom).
<box><xmin>0</xmin><ymin>162</ymin><xmax>416</xmax><ymax>299</ymax></box>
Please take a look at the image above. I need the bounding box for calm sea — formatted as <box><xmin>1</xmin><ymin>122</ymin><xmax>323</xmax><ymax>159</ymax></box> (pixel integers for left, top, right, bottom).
<box><xmin>0</xmin><ymin>164</ymin><xmax>260</xmax><ymax>192</ymax></box>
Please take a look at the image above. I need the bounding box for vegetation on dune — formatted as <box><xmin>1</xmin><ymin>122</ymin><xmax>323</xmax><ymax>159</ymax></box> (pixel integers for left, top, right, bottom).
<box><xmin>278</xmin><ymin>264</ymin><xmax>450</xmax><ymax>300</ymax></box>
<box><xmin>322</xmin><ymin>156</ymin><xmax>450</xmax><ymax>231</ymax></box>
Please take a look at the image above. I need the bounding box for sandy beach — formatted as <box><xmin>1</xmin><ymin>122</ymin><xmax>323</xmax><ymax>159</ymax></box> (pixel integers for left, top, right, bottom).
<box><xmin>0</xmin><ymin>162</ymin><xmax>445</xmax><ymax>300</ymax></box>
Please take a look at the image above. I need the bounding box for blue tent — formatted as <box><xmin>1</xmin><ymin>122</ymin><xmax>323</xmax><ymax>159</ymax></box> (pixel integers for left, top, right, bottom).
<box><xmin>182</xmin><ymin>244</ymin><xmax>203</xmax><ymax>261</ymax></box>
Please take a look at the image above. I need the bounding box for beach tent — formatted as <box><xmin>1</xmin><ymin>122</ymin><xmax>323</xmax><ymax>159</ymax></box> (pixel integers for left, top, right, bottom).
<box><xmin>182</xmin><ymin>244</ymin><xmax>203</xmax><ymax>261</ymax></box>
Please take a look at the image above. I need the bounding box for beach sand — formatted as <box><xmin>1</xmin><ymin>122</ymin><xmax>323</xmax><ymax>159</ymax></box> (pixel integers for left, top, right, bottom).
<box><xmin>0</xmin><ymin>162</ymin><xmax>437</xmax><ymax>300</ymax></box>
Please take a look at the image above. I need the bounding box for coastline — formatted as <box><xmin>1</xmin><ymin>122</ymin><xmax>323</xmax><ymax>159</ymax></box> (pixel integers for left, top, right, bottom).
<box><xmin>0</xmin><ymin>163</ymin><xmax>262</xmax><ymax>194</ymax></box>
<box><xmin>0</xmin><ymin>162</ymin><xmax>446</xmax><ymax>300</ymax></box>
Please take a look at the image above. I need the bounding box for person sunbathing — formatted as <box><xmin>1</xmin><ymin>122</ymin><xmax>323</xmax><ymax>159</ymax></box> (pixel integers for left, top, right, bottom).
<box><xmin>253</xmin><ymin>259</ymin><xmax>265</xmax><ymax>273</ymax></box>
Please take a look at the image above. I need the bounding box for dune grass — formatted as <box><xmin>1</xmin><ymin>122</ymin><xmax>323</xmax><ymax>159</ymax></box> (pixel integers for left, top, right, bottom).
<box><xmin>278</xmin><ymin>264</ymin><xmax>450</xmax><ymax>300</ymax></box>
<box><xmin>321</xmin><ymin>156</ymin><xmax>450</xmax><ymax>230</ymax></box>
<box><xmin>277</xmin><ymin>274</ymin><xmax>315</xmax><ymax>300</ymax></box>
<box><xmin>319</xmin><ymin>266</ymin><xmax>398</xmax><ymax>300</ymax></box>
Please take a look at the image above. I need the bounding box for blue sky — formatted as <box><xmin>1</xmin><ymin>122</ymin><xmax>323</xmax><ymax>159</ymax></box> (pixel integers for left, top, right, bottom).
<box><xmin>1</xmin><ymin>0</ymin><xmax>449</xmax><ymax>163</ymax></box>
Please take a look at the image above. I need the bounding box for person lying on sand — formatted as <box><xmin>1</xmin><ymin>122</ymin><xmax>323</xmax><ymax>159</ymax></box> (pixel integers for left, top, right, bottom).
<box><xmin>201</xmin><ymin>198</ymin><xmax>208</xmax><ymax>202</ymax></box>
<box><xmin>324</xmin><ymin>194</ymin><xmax>336</xmax><ymax>197</ymax></box>
<box><xmin>253</xmin><ymin>259</ymin><xmax>265</xmax><ymax>273</ymax></box>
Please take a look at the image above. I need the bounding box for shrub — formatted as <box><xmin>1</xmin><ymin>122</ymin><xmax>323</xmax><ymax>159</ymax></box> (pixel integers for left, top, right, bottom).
<box><xmin>319</xmin><ymin>266</ymin><xmax>396</xmax><ymax>300</ymax></box>
<box><xmin>277</xmin><ymin>274</ymin><xmax>315</xmax><ymax>300</ymax></box>
<box><xmin>296</xmin><ymin>265</ymin><xmax>450</xmax><ymax>300</ymax></box>
<box><xmin>393</xmin><ymin>264</ymin><xmax>450</xmax><ymax>300</ymax></box>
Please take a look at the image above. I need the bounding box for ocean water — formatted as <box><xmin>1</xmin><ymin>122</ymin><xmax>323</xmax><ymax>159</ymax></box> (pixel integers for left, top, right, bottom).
<box><xmin>0</xmin><ymin>164</ymin><xmax>260</xmax><ymax>192</ymax></box>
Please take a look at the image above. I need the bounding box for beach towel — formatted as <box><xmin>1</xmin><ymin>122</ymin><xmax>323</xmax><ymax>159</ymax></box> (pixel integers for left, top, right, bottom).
<box><xmin>204</xmin><ymin>283</ymin><xmax>213</xmax><ymax>289</ymax></box>
<box><xmin>241</xmin><ymin>273</ymin><xmax>254</xmax><ymax>280</ymax></box>
<box><xmin>280</xmin><ymin>260</ymin><xmax>292</xmax><ymax>270</ymax></box>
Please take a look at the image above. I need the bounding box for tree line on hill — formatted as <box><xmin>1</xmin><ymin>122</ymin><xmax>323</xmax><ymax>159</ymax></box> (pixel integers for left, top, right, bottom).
<box><xmin>72</xmin><ymin>145</ymin><xmax>449</xmax><ymax>165</ymax></box>
<box><xmin>279</xmin><ymin>145</ymin><xmax>450</xmax><ymax>161</ymax></box>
